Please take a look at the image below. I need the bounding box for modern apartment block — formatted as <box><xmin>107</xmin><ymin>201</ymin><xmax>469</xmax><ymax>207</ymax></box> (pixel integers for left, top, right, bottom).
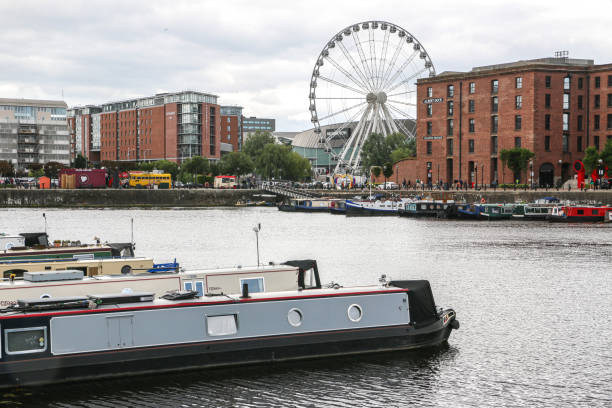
<box><xmin>0</xmin><ymin>98</ymin><xmax>70</xmax><ymax>170</ymax></box>
<box><xmin>242</xmin><ymin>116</ymin><xmax>275</xmax><ymax>138</ymax></box>
<box><xmin>416</xmin><ymin>56</ymin><xmax>612</xmax><ymax>187</ymax></box>
<box><xmin>220</xmin><ymin>106</ymin><xmax>243</xmax><ymax>154</ymax></box>
<box><xmin>69</xmin><ymin>91</ymin><xmax>222</xmax><ymax>164</ymax></box>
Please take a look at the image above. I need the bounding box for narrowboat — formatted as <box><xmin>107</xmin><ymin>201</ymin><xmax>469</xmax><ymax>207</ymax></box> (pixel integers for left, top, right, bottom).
<box><xmin>0</xmin><ymin>261</ymin><xmax>458</xmax><ymax>388</ymax></box>
<box><xmin>455</xmin><ymin>203</ymin><xmax>483</xmax><ymax>219</ymax></box>
<box><xmin>548</xmin><ymin>205</ymin><xmax>612</xmax><ymax>222</ymax></box>
<box><xmin>478</xmin><ymin>204</ymin><xmax>515</xmax><ymax>220</ymax></box>
<box><xmin>399</xmin><ymin>201</ymin><xmax>456</xmax><ymax>218</ymax></box>
<box><xmin>329</xmin><ymin>199</ymin><xmax>346</xmax><ymax>215</ymax></box>
<box><xmin>278</xmin><ymin>199</ymin><xmax>333</xmax><ymax>212</ymax></box>
<box><xmin>345</xmin><ymin>198</ymin><xmax>408</xmax><ymax>216</ymax></box>
<box><xmin>0</xmin><ymin>263</ymin><xmax>301</xmax><ymax>307</ymax></box>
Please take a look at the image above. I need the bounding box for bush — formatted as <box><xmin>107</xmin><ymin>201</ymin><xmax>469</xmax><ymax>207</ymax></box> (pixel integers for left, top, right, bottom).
<box><xmin>499</xmin><ymin>183</ymin><xmax>529</xmax><ymax>189</ymax></box>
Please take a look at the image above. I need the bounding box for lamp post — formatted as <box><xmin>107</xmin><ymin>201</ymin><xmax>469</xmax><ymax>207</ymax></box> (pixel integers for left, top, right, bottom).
<box><xmin>529</xmin><ymin>160</ymin><xmax>534</xmax><ymax>189</ymax></box>
<box><xmin>253</xmin><ymin>223</ymin><xmax>261</xmax><ymax>267</ymax></box>
<box><xmin>598</xmin><ymin>158</ymin><xmax>604</xmax><ymax>189</ymax></box>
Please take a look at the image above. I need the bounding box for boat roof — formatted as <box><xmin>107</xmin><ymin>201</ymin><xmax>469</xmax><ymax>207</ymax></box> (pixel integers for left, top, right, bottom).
<box><xmin>0</xmin><ymin>285</ymin><xmax>407</xmax><ymax>318</ymax></box>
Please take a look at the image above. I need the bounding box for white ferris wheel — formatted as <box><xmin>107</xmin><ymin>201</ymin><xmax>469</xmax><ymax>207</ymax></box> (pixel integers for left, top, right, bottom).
<box><xmin>309</xmin><ymin>21</ymin><xmax>436</xmax><ymax>175</ymax></box>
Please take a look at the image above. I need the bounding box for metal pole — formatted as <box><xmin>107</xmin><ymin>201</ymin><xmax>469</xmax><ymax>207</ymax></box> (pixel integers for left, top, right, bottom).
<box><xmin>253</xmin><ymin>223</ymin><xmax>261</xmax><ymax>266</ymax></box>
<box><xmin>131</xmin><ymin>217</ymin><xmax>134</xmax><ymax>250</ymax></box>
<box><xmin>43</xmin><ymin>213</ymin><xmax>47</xmax><ymax>239</ymax></box>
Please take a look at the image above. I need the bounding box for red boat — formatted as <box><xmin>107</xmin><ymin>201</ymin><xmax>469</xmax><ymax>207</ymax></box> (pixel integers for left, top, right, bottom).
<box><xmin>548</xmin><ymin>205</ymin><xmax>612</xmax><ymax>222</ymax></box>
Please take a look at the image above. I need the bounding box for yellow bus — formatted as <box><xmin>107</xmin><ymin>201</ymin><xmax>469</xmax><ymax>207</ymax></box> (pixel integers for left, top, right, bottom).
<box><xmin>128</xmin><ymin>172</ymin><xmax>172</xmax><ymax>189</ymax></box>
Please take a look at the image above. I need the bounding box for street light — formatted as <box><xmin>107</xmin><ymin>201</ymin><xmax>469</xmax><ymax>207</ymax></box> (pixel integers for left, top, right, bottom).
<box><xmin>253</xmin><ymin>223</ymin><xmax>261</xmax><ymax>266</ymax></box>
<box><xmin>529</xmin><ymin>160</ymin><xmax>534</xmax><ymax>189</ymax></box>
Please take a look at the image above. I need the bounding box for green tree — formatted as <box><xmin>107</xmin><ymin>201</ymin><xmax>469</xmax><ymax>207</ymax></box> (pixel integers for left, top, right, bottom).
<box><xmin>0</xmin><ymin>160</ymin><xmax>14</xmax><ymax>177</ymax></box>
<box><xmin>600</xmin><ymin>138</ymin><xmax>612</xmax><ymax>170</ymax></box>
<box><xmin>382</xmin><ymin>162</ymin><xmax>394</xmax><ymax>187</ymax></box>
<box><xmin>360</xmin><ymin>133</ymin><xmax>388</xmax><ymax>170</ymax></box>
<box><xmin>499</xmin><ymin>148</ymin><xmax>535</xmax><ymax>183</ymax></box>
<box><xmin>257</xmin><ymin>144</ymin><xmax>289</xmax><ymax>179</ymax></box>
<box><xmin>220</xmin><ymin>152</ymin><xmax>254</xmax><ymax>177</ymax></box>
<box><xmin>74</xmin><ymin>154</ymin><xmax>87</xmax><ymax>169</ymax></box>
<box><xmin>28</xmin><ymin>167</ymin><xmax>44</xmax><ymax>178</ymax></box>
<box><xmin>43</xmin><ymin>161</ymin><xmax>65</xmax><ymax>178</ymax></box>
<box><xmin>154</xmin><ymin>160</ymin><xmax>179</xmax><ymax>179</ymax></box>
<box><xmin>284</xmin><ymin>151</ymin><xmax>312</xmax><ymax>181</ymax></box>
<box><xmin>243</xmin><ymin>131</ymin><xmax>275</xmax><ymax>162</ymax></box>
<box><xmin>582</xmin><ymin>146</ymin><xmax>600</xmax><ymax>174</ymax></box>
<box><xmin>208</xmin><ymin>161</ymin><xmax>222</xmax><ymax>177</ymax></box>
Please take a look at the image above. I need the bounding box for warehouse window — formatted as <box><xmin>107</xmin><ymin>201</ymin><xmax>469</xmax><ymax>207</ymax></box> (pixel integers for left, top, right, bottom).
<box><xmin>563</xmin><ymin>94</ymin><xmax>570</xmax><ymax>110</ymax></box>
<box><xmin>427</xmin><ymin>87</ymin><xmax>433</xmax><ymax>97</ymax></box>
<box><xmin>469</xmin><ymin>118</ymin><xmax>475</xmax><ymax>133</ymax></box>
<box><xmin>515</xmin><ymin>77</ymin><xmax>522</xmax><ymax>89</ymax></box>
<box><xmin>545</xmin><ymin>76</ymin><xmax>551</xmax><ymax>88</ymax></box>
<box><xmin>491</xmin><ymin>79</ymin><xmax>498</xmax><ymax>93</ymax></box>
<box><xmin>468</xmin><ymin>99</ymin><xmax>475</xmax><ymax>113</ymax></box>
<box><xmin>515</xmin><ymin>115</ymin><xmax>522</xmax><ymax>130</ymax></box>
<box><xmin>426</xmin><ymin>141</ymin><xmax>432</xmax><ymax>155</ymax></box>
<box><xmin>545</xmin><ymin>94</ymin><xmax>551</xmax><ymax>108</ymax></box>
<box><xmin>447</xmin><ymin>85</ymin><xmax>454</xmax><ymax>97</ymax></box>
<box><xmin>469</xmin><ymin>82</ymin><xmax>475</xmax><ymax>94</ymax></box>
<box><xmin>515</xmin><ymin>95</ymin><xmax>522</xmax><ymax>109</ymax></box>
<box><xmin>468</xmin><ymin>139</ymin><xmax>474</xmax><ymax>153</ymax></box>
<box><xmin>545</xmin><ymin>114</ymin><xmax>551</xmax><ymax>130</ymax></box>
<box><xmin>447</xmin><ymin>101</ymin><xmax>454</xmax><ymax>116</ymax></box>
<box><xmin>545</xmin><ymin>136</ymin><xmax>551</xmax><ymax>151</ymax></box>
<box><xmin>427</xmin><ymin>121</ymin><xmax>432</xmax><ymax>135</ymax></box>
<box><xmin>514</xmin><ymin>137</ymin><xmax>521</xmax><ymax>148</ymax></box>
<box><xmin>594</xmin><ymin>76</ymin><xmax>600</xmax><ymax>88</ymax></box>
<box><xmin>426</xmin><ymin>104</ymin><xmax>432</xmax><ymax>116</ymax></box>
<box><xmin>594</xmin><ymin>95</ymin><xmax>600</xmax><ymax>108</ymax></box>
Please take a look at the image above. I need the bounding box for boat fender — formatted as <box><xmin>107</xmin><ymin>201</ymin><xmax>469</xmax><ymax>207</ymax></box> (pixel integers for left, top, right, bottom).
<box><xmin>450</xmin><ymin>319</ymin><xmax>460</xmax><ymax>330</ymax></box>
<box><xmin>121</xmin><ymin>265</ymin><xmax>132</xmax><ymax>275</ymax></box>
<box><xmin>480</xmin><ymin>197</ymin><xmax>486</xmax><ymax>204</ymax></box>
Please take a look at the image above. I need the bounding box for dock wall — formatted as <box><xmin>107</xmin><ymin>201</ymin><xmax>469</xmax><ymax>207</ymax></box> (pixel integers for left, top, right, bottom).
<box><xmin>0</xmin><ymin>188</ymin><xmax>610</xmax><ymax>208</ymax></box>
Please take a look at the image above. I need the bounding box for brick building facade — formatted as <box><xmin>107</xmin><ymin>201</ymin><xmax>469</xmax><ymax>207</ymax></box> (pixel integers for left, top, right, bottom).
<box><xmin>415</xmin><ymin>57</ymin><xmax>612</xmax><ymax>187</ymax></box>
<box><xmin>69</xmin><ymin>91</ymin><xmax>223</xmax><ymax>164</ymax></box>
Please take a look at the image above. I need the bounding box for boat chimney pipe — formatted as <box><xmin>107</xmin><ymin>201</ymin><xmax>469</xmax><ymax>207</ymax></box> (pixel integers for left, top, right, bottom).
<box><xmin>241</xmin><ymin>283</ymin><xmax>250</xmax><ymax>299</ymax></box>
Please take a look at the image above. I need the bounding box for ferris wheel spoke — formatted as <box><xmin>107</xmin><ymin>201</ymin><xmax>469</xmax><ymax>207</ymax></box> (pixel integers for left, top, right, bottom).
<box><xmin>379</xmin><ymin>36</ymin><xmax>405</xmax><ymax>92</ymax></box>
<box><xmin>316</xmin><ymin>97</ymin><xmax>364</xmax><ymax>100</ymax></box>
<box><xmin>386</xmin><ymin>89</ymin><xmax>416</xmax><ymax>98</ymax></box>
<box><xmin>382</xmin><ymin>49</ymin><xmax>419</xmax><ymax>91</ymax></box>
<box><xmin>380</xmin><ymin>104</ymin><xmax>399</xmax><ymax>135</ymax></box>
<box><xmin>387</xmin><ymin>99</ymin><xmax>416</xmax><ymax>107</ymax></box>
<box><xmin>386</xmin><ymin>66</ymin><xmax>428</xmax><ymax>93</ymax></box>
<box><xmin>351</xmin><ymin>31</ymin><xmax>376</xmax><ymax>90</ymax></box>
<box><xmin>336</xmin><ymin>40</ymin><xmax>373</xmax><ymax>93</ymax></box>
<box><xmin>332</xmin><ymin>105</ymin><xmax>370</xmax><ymax>167</ymax></box>
<box><xmin>317</xmin><ymin>75</ymin><xmax>368</xmax><ymax>95</ymax></box>
<box><xmin>319</xmin><ymin>101</ymin><xmax>367</xmax><ymax>122</ymax></box>
<box><xmin>325</xmin><ymin>55</ymin><xmax>370</xmax><ymax>93</ymax></box>
<box><xmin>376</xmin><ymin>29</ymin><xmax>391</xmax><ymax>90</ymax></box>
<box><xmin>386</xmin><ymin>103</ymin><xmax>416</xmax><ymax>122</ymax></box>
<box><xmin>368</xmin><ymin>28</ymin><xmax>378</xmax><ymax>89</ymax></box>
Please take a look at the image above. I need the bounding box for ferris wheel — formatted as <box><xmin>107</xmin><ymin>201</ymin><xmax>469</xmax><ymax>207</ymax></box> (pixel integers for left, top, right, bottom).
<box><xmin>309</xmin><ymin>21</ymin><xmax>436</xmax><ymax>175</ymax></box>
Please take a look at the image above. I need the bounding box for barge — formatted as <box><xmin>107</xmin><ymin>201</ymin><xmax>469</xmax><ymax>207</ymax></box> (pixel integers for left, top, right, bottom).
<box><xmin>0</xmin><ymin>262</ymin><xmax>457</xmax><ymax>388</ymax></box>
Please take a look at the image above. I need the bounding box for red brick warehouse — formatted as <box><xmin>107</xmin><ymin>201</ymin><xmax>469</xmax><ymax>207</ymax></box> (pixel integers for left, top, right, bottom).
<box><xmin>415</xmin><ymin>56</ymin><xmax>612</xmax><ymax>187</ymax></box>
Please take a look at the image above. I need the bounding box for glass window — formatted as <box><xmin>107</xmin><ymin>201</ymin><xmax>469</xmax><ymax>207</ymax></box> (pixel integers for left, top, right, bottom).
<box><xmin>491</xmin><ymin>79</ymin><xmax>498</xmax><ymax>93</ymax></box>
<box><xmin>426</xmin><ymin>104</ymin><xmax>432</xmax><ymax>116</ymax></box>
<box><xmin>195</xmin><ymin>281</ymin><xmax>204</xmax><ymax>296</ymax></box>
<box><xmin>608</xmin><ymin>114</ymin><xmax>612</xmax><ymax>129</ymax></box>
<box><xmin>468</xmin><ymin>99</ymin><xmax>475</xmax><ymax>113</ymax></box>
<box><xmin>426</xmin><ymin>141</ymin><xmax>432</xmax><ymax>155</ymax></box>
<box><xmin>491</xmin><ymin>97</ymin><xmax>498</xmax><ymax>113</ymax></box>
<box><xmin>515</xmin><ymin>95</ymin><xmax>522</xmax><ymax>109</ymax></box>
<box><xmin>207</xmin><ymin>315</ymin><xmax>237</xmax><ymax>336</ymax></box>
<box><xmin>469</xmin><ymin>82</ymin><xmax>475</xmax><ymax>94</ymax></box>
<box><xmin>240</xmin><ymin>277</ymin><xmax>265</xmax><ymax>293</ymax></box>
<box><xmin>608</xmin><ymin>75</ymin><xmax>612</xmax><ymax>87</ymax></box>
<box><xmin>594</xmin><ymin>135</ymin><xmax>600</xmax><ymax>150</ymax></box>
<box><xmin>491</xmin><ymin>115</ymin><xmax>498</xmax><ymax>133</ymax></box>
<box><xmin>577</xmin><ymin>115</ymin><xmax>583</xmax><ymax>131</ymax></box>
<box><xmin>563</xmin><ymin>76</ymin><xmax>570</xmax><ymax>90</ymax></box>
<box><xmin>491</xmin><ymin>136</ymin><xmax>497</xmax><ymax>154</ymax></box>
<box><xmin>545</xmin><ymin>135</ymin><xmax>551</xmax><ymax>151</ymax></box>
<box><xmin>515</xmin><ymin>77</ymin><xmax>522</xmax><ymax>89</ymax></box>
<box><xmin>563</xmin><ymin>94</ymin><xmax>570</xmax><ymax>110</ymax></box>
<box><xmin>427</xmin><ymin>121</ymin><xmax>432</xmax><ymax>135</ymax></box>
<box><xmin>545</xmin><ymin>114</ymin><xmax>551</xmax><ymax>130</ymax></box>
<box><xmin>447</xmin><ymin>119</ymin><xmax>453</xmax><ymax>136</ymax></box>
<box><xmin>447</xmin><ymin>101</ymin><xmax>454</xmax><ymax>116</ymax></box>
<box><xmin>577</xmin><ymin>136</ymin><xmax>582</xmax><ymax>152</ymax></box>
<box><xmin>447</xmin><ymin>85</ymin><xmax>454</xmax><ymax>97</ymax></box>
<box><xmin>578</xmin><ymin>95</ymin><xmax>583</xmax><ymax>109</ymax></box>
<box><xmin>545</xmin><ymin>76</ymin><xmax>551</xmax><ymax>88</ymax></box>
<box><xmin>469</xmin><ymin>118</ymin><xmax>475</xmax><ymax>133</ymax></box>
<box><xmin>184</xmin><ymin>281</ymin><xmax>193</xmax><ymax>291</ymax></box>
<box><xmin>594</xmin><ymin>95</ymin><xmax>600</xmax><ymax>108</ymax></box>
<box><xmin>545</xmin><ymin>94</ymin><xmax>551</xmax><ymax>108</ymax></box>
<box><xmin>515</xmin><ymin>115</ymin><xmax>522</xmax><ymax>130</ymax></box>
<box><xmin>608</xmin><ymin>94</ymin><xmax>612</xmax><ymax>107</ymax></box>
<box><xmin>447</xmin><ymin>138</ymin><xmax>453</xmax><ymax>155</ymax></box>
<box><xmin>427</xmin><ymin>87</ymin><xmax>433</xmax><ymax>97</ymax></box>
<box><xmin>578</xmin><ymin>77</ymin><xmax>583</xmax><ymax>89</ymax></box>
<box><xmin>468</xmin><ymin>139</ymin><xmax>474</xmax><ymax>153</ymax></box>
<box><xmin>594</xmin><ymin>76</ymin><xmax>600</xmax><ymax>88</ymax></box>
<box><xmin>514</xmin><ymin>137</ymin><xmax>521</xmax><ymax>148</ymax></box>
<box><xmin>563</xmin><ymin>113</ymin><xmax>569</xmax><ymax>131</ymax></box>
<box><xmin>5</xmin><ymin>327</ymin><xmax>47</xmax><ymax>354</ymax></box>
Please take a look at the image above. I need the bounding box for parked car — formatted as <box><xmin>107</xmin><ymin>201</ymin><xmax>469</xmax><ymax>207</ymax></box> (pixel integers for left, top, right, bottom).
<box><xmin>376</xmin><ymin>182</ymin><xmax>399</xmax><ymax>190</ymax></box>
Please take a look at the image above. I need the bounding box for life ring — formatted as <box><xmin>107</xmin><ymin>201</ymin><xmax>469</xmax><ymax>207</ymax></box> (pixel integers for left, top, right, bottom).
<box><xmin>480</xmin><ymin>197</ymin><xmax>486</xmax><ymax>204</ymax></box>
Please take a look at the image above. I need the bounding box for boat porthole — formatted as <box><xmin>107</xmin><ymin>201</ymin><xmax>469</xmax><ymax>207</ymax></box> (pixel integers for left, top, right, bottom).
<box><xmin>347</xmin><ymin>304</ymin><xmax>363</xmax><ymax>322</ymax></box>
<box><xmin>287</xmin><ymin>308</ymin><xmax>303</xmax><ymax>327</ymax></box>
<box><xmin>40</xmin><ymin>294</ymin><xmax>51</xmax><ymax>299</ymax></box>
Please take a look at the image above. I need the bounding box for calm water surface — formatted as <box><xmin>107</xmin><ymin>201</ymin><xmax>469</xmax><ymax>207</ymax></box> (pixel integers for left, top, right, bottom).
<box><xmin>1</xmin><ymin>207</ymin><xmax>610</xmax><ymax>407</ymax></box>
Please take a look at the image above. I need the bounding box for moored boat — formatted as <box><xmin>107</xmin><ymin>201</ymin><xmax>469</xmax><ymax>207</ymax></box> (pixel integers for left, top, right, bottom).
<box><xmin>478</xmin><ymin>204</ymin><xmax>515</xmax><ymax>220</ymax></box>
<box><xmin>0</xmin><ymin>262</ymin><xmax>458</xmax><ymax>388</ymax></box>
<box><xmin>278</xmin><ymin>199</ymin><xmax>333</xmax><ymax>212</ymax></box>
<box><xmin>548</xmin><ymin>205</ymin><xmax>612</xmax><ymax>222</ymax></box>
<box><xmin>345</xmin><ymin>197</ymin><xmax>408</xmax><ymax>216</ymax></box>
<box><xmin>399</xmin><ymin>200</ymin><xmax>456</xmax><ymax>218</ymax></box>
<box><xmin>455</xmin><ymin>203</ymin><xmax>483</xmax><ymax>219</ymax></box>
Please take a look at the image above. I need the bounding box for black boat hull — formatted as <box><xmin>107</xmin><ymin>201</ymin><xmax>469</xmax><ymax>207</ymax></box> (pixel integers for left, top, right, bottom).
<box><xmin>0</xmin><ymin>317</ymin><xmax>455</xmax><ymax>388</ymax></box>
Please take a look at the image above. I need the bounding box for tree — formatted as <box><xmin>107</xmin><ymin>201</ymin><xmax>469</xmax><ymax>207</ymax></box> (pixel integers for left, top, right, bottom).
<box><xmin>243</xmin><ymin>131</ymin><xmax>275</xmax><ymax>162</ymax></box>
<box><xmin>582</xmin><ymin>146</ymin><xmax>600</xmax><ymax>174</ymax></box>
<box><xmin>257</xmin><ymin>144</ymin><xmax>289</xmax><ymax>179</ymax></box>
<box><xmin>28</xmin><ymin>167</ymin><xmax>44</xmax><ymax>178</ymax></box>
<box><xmin>43</xmin><ymin>161</ymin><xmax>65</xmax><ymax>178</ymax></box>
<box><xmin>74</xmin><ymin>154</ymin><xmax>87</xmax><ymax>169</ymax></box>
<box><xmin>600</xmin><ymin>138</ymin><xmax>612</xmax><ymax>170</ymax></box>
<box><xmin>499</xmin><ymin>148</ymin><xmax>535</xmax><ymax>183</ymax></box>
<box><xmin>284</xmin><ymin>151</ymin><xmax>312</xmax><ymax>181</ymax></box>
<box><xmin>220</xmin><ymin>152</ymin><xmax>254</xmax><ymax>177</ymax></box>
<box><xmin>0</xmin><ymin>160</ymin><xmax>14</xmax><ymax>177</ymax></box>
<box><xmin>360</xmin><ymin>133</ymin><xmax>388</xmax><ymax>170</ymax></box>
<box><xmin>383</xmin><ymin>162</ymin><xmax>394</xmax><ymax>188</ymax></box>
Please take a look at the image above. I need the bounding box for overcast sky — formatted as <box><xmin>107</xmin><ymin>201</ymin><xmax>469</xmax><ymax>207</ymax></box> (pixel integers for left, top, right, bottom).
<box><xmin>1</xmin><ymin>0</ymin><xmax>611</xmax><ymax>131</ymax></box>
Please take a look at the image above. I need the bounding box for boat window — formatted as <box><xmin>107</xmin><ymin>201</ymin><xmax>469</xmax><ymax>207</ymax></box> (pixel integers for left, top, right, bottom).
<box><xmin>5</xmin><ymin>327</ymin><xmax>47</xmax><ymax>355</ymax></box>
<box><xmin>240</xmin><ymin>277</ymin><xmax>265</xmax><ymax>293</ymax></box>
<box><xmin>348</xmin><ymin>304</ymin><xmax>363</xmax><ymax>322</ymax></box>
<box><xmin>184</xmin><ymin>281</ymin><xmax>193</xmax><ymax>291</ymax></box>
<box><xmin>287</xmin><ymin>308</ymin><xmax>303</xmax><ymax>327</ymax></box>
<box><xmin>207</xmin><ymin>315</ymin><xmax>237</xmax><ymax>336</ymax></box>
<box><xmin>194</xmin><ymin>281</ymin><xmax>204</xmax><ymax>296</ymax></box>
<box><xmin>592</xmin><ymin>209</ymin><xmax>598</xmax><ymax>215</ymax></box>
<box><xmin>577</xmin><ymin>210</ymin><xmax>584</xmax><ymax>215</ymax></box>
